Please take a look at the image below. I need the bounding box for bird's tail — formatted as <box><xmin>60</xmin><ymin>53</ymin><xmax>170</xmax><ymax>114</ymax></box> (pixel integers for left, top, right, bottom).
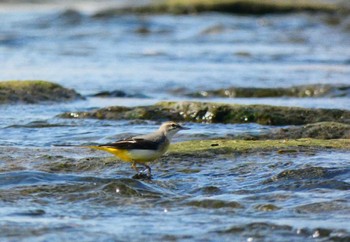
<box><xmin>85</xmin><ymin>145</ymin><xmax>131</xmax><ymax>162</ymax></box>
<box><xmin>86</xmin><ymin>145</ymin><xmax>105</xmax><ymax>151</ymax></box>
<box><xmin>86</xmin><ymin>145</ymin><xmax>118</xmax><ymax>153</ymax></box>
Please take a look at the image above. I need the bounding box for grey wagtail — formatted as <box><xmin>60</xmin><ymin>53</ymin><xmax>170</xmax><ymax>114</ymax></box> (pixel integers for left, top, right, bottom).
<box><xmin>89</xmin><ymin>121</ymin><xmax>189</xmax><ymax>178</ymax></box>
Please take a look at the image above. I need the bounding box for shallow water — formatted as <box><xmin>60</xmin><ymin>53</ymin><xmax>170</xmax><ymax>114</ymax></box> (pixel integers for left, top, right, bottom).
<box><xmin>1</xmin><ymin>4</ymin><xmax>350</xmax><ymax>95</ymax></box>
<box><xmin>1</xmin><ymin>1</ymin><xmax>350</xmax><ymax>241</ymax></box>
<box><xmin>0</xmin><ymin>147</ymin><xmax>349</xmax><ymax>241</ymax></box>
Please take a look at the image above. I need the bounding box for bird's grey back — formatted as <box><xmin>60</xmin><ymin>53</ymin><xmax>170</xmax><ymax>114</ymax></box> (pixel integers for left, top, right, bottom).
<box><xmin>134</xmin><ymin>130</ymin><xmax>162</xmax><ymax>141</ymax></box>
<box><xmin>134</xmin><ymin>130</ymin><xmax>169</xmax><ymax>151</ymax></box>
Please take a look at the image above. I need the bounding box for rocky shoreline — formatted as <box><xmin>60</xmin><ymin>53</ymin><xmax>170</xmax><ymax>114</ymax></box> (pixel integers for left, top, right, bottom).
<box><xmin>2</xmin><ymin>80</ymin><xmax>349</xmax><ymax>104</ymax></box>
<box><xmin>1</xmin><ymin>80</ymin><xmax>349</xmax><ymax>141</ymax></box>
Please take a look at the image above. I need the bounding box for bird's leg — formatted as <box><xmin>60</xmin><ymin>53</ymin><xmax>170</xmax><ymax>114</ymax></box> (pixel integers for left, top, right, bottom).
<box><xmin>131</xmin><ymin>161</ymin><xmax>152</xmax><ymax>179</ymax></box>
<box><xmin>131</xmin><ymin>161</ymin><xmax>142</xmax><ymax>179</ymax></box>
<box><xmin>142</xmin><ymin>164</ymin><xmax>152</xmax><ymax>178</ymax></box>
<box><xmin>131</xmin><ymin>161</ymin><xmax>139</xmax><ymax>173</ymax></box>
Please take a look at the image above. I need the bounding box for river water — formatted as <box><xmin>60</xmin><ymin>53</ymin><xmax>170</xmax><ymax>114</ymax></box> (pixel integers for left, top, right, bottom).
<box><xmin>1</xmin><ymin>1</ymin><xmax>350</xmax><ymax>241</ymax></box>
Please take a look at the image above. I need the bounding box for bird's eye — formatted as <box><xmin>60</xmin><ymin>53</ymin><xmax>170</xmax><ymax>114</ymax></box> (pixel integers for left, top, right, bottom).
<box><xmin>171</xmin><ymin>124</ymin><xmax>177</xmax><ymax>128</ymax></box>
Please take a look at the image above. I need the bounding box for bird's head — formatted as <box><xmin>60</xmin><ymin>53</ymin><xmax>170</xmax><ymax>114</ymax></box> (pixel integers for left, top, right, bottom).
<box><xmin>159</xmin><ymin>121</ymin><xmax>189</xmax><ymax>139</ymax></box>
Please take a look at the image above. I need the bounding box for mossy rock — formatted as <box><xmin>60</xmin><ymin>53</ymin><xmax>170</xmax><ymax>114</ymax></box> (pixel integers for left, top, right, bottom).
<box><xmin>91</xmin><ymin>90</ymin><xmax>149</xmax><ymax>98</ymax></box>
<box><xmin>93</xmin><ymin>0</ymin><xmax>339</xmax><ymax>17</ymax></box>
<box><xmin>169</xmin><ymin>138</ymin><xmax>350</xmax><ymax>155</ymax></box>
<box><xmin>187</xmin><ymin>84</ymin><xmax>350</xmax><ymax>98</ymax></box>
<box><xmin>0</xmin><ymin>80</ymin><xmax>83</xmax><ymax>104</ymax></box>
<box><xmin>59</xmin><ymin>101</ymin><xmax>350</xmax><ymax>126</ymax></box>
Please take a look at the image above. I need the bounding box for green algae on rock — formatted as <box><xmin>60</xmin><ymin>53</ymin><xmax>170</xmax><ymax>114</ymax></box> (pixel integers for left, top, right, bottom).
<box><xmin>0</xmin><ymin>80</ymin><xmax>83</xmax><ymax>104</ymax></box>
<box><xmin>93</xmin><ymin>0</ymin><xmax>339</xmax><ymax>17</ymax></box>
<box><xmin>186</xmin><ymin>84</ymin><xmax>350</xmax><ymax>98</ymax></box>
<box><xmin>169</xmin><ymin>138</ymin><xmax>350</xmax><ymax>155</ymax></box>
<box><xmin>59</xmin><ymin>101</ymin><xmax>350</xmax><ymax>125</ymax></box>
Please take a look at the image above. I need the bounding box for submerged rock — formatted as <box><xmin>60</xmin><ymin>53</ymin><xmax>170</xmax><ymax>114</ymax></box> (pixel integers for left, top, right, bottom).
<box><xmin>186</xmin><ymin>84</ymin><xmax>350</xmax><ymax>98</ymax></box>
<box><xmin>0</xmin><ymin>80</ymin><xmax>83</xmax><ymax>104</ymax></box>
<box><xmin>59</xmin><ymin>101</ymin><xmax>350</xmax><ymax>125</ymax></box>
<box><xmin>186</xmin><ymin>199</ymin><xmax>243</xmax><ymax>209</ymax></box>
<box><xmin>265</xmin><ymin>122</ymin><xmax>350</xmax><ymax>140</ymax></box>
<box><xmin>93</xmin><ymin>0</ymin><xmax>338</xmax><ymax>17</ymax></box>
<box><xmin>295</xmin><ymin>201</ymin><xmax>350</xmax><ymax>214</ymax></box>
<box><xmin>254</xmin><ymin>204</ymin><xmax>281</xmax><ymax>211</ymax></box>
<box><xmin>91</xmin><ymin>90</ymin><xmax>149</xmax><ymax>98</ymax></box>
<box><xmin>262</xmin><ymin>166</ymin><xmax>350</xmax><ymax>191</ymax></box>
<box><xmin>217</xmin><ymin>222</ymin><xmax>350</xmax><ymax>241</ymax></box>
<box><xmin>266</xmin><ymin>167</ymin><xmax>337</xmax><ymax>181</ymax></box>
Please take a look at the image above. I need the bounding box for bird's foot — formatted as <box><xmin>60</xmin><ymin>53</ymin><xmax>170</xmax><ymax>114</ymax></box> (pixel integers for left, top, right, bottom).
<box><xmin>132</xmin><ymin>172</ymin><xmax>152</xmax><ymax>180</ymax></box>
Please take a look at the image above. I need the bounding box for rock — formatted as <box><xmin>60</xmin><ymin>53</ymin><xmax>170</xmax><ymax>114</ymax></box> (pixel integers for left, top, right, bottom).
<box><xmin>254</xmin><ymin>204</ymin><xmax>281</xmax><ymax>211</ymax></box>
<box><xmin>265</xmin><ymin>122</ymin><xmax>350</xmax><ymax>140</ymax></box>
<box><xmin>295</xmin><ymin>201</ymin><xmax>350</xmax><ymax>214</ymax></box>
<box><xmin>169</xmin><ymin>139</ymin><xmax>350</xmax><ymax>155</ymax></box>
<box><xmin>186</xmin><ymin>84</ymin><xmax>350</xmax><ymax>98</ymax></box>
<box><xmin>262</xmin><ymin>166</ymin><xmax>350</xmax><ymax>191</ymax></box>
<box><xmin>60</xmin><ymin>105</ymin><xmax>178</xmax><ymax>120</ymax></box>
<box><xmin>0</xmin><ymin>80</ymin><xmax>83</xmax><ymax>104</ymax></box>
<box><xmin>1</xmin><ymin>139</ymin><xmax>348</xmax><ymax>174</ymax></box>
<box><xmin>91</xmin><ymin>90</ymin><xmax>149</xmax><ymax>98</ymax></box>
<box><xmin>186</xmin><ymin>199</ymin><xmax>243</xmax><ymax>209</ymax></box>
<box><xmin>59</xmin><ymin>101</ymin><xmax>350</xmax><ymax>126</ymax></box>
<box><xmin>93</xmin><ymin>0</ymin><xmax>339</xmax><ymax>17</ymax></box>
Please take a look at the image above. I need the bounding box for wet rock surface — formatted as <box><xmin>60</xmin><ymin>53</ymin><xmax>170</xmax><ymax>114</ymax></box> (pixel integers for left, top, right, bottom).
<box><xmin>169</xmin><ymin>138</ymin><xmax>350</xmax><ymax>155</ymax></box>
<box><xmin>59</xmin><ymin>101</ymin><xmax>350</xmax><ymax>125</ymax></box>
<box><xmin>0</xmin><ymin>80</ymin><xmax>83</xmax><ymax>104</ymax></box>
<box><xmin>263</xmin><ymin>122</ymin><xmax>350</xmax><ymax>140</ymax></box>
<box><xmin>90</xmin><ymin>90</ymin><xmax>149</xmax><ymax>98</ymax></box>
<box><xmin>185</xmin><ymin>84</ymin><xmax>350</xmax><ymax>98</ymax></box>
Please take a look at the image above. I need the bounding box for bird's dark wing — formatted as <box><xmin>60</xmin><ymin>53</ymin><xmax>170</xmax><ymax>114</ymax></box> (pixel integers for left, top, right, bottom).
<box><xmin>99</xmin><ymin>137</ymin><xmax>160</xmax><ymax>150</ymax></box>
